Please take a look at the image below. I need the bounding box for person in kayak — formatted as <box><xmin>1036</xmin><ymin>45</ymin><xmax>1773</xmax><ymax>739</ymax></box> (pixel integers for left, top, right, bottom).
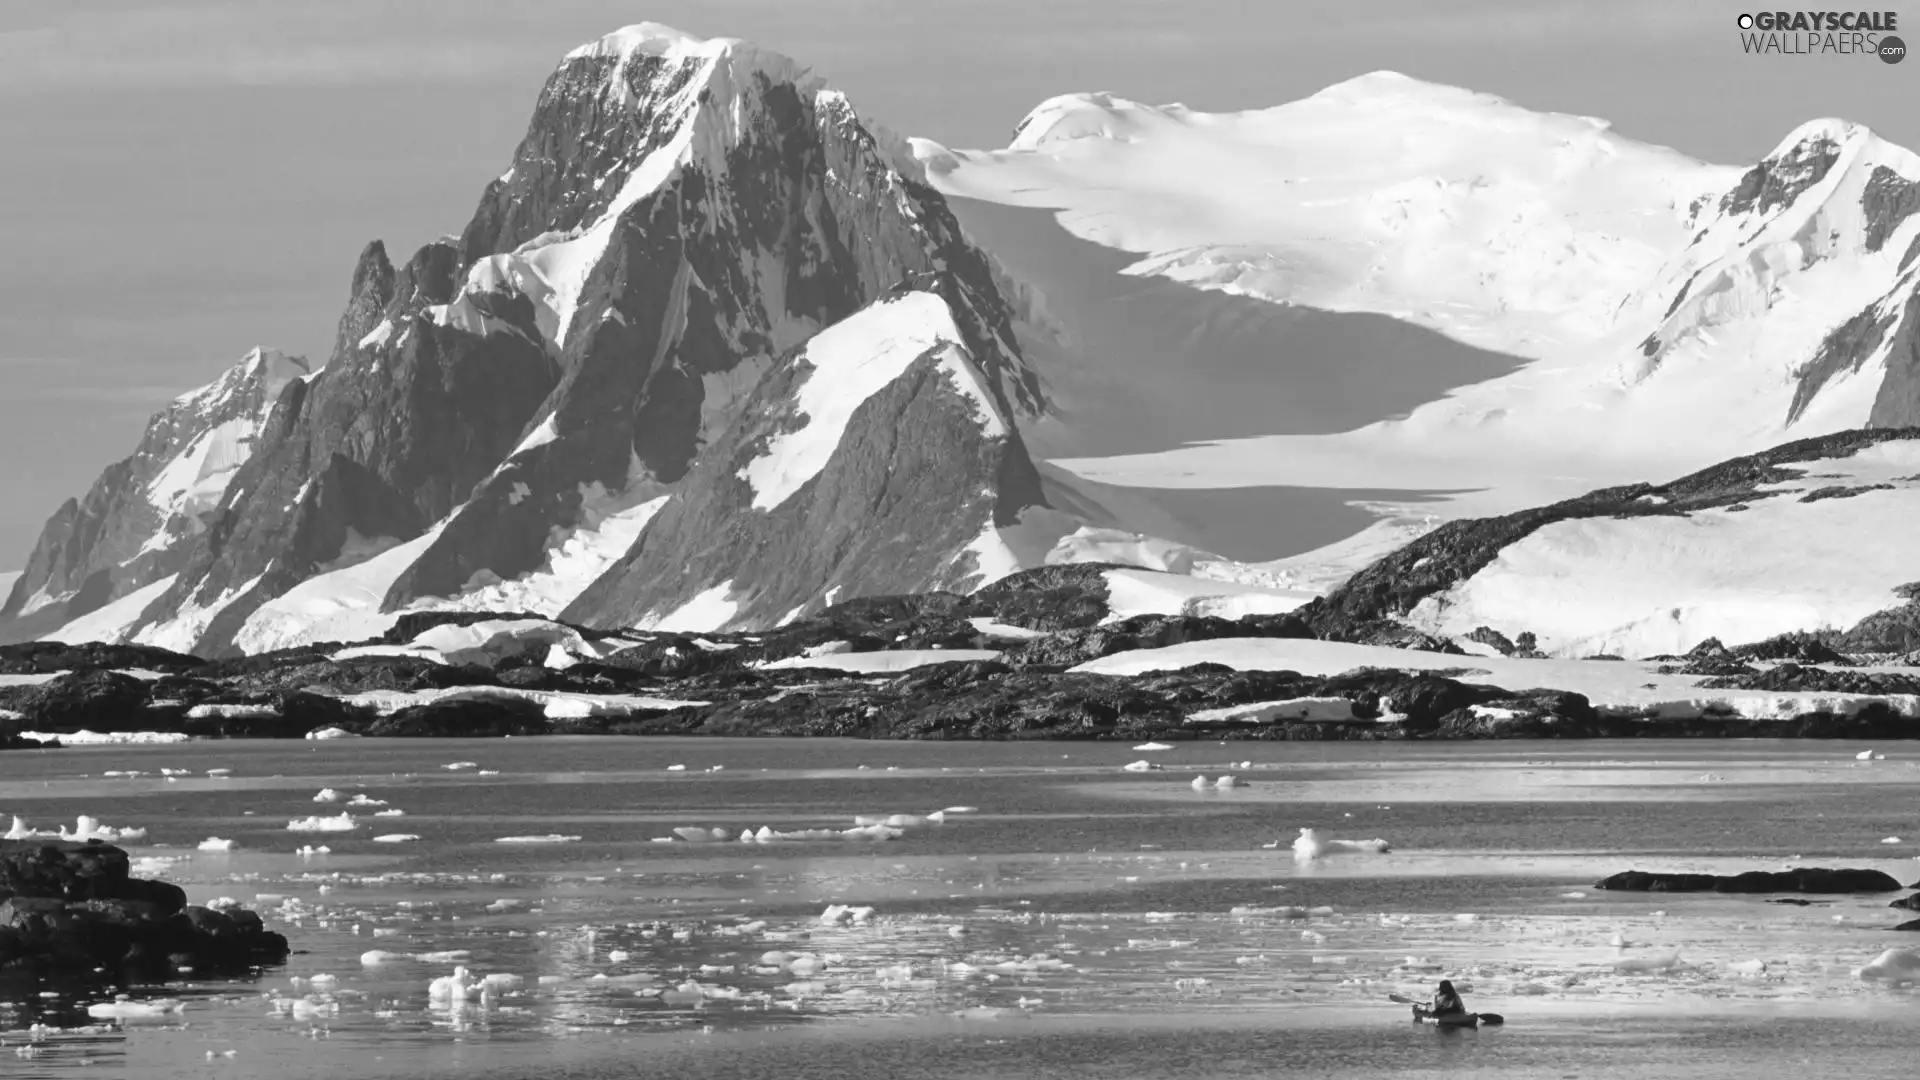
<box><xmin>1428</xmin><ymin>979</ymin><xmax>1467</xmax><ymax>1017</ymax></box>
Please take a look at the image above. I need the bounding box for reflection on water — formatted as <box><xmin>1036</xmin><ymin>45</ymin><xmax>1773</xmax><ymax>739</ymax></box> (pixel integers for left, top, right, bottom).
<box><xmin>3</xmin><ymin>737</ymin><xmax>1920</xmax><ymax>1077</ymax></box>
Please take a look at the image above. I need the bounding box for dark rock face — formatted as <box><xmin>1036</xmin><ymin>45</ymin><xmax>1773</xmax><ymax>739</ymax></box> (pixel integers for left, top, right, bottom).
<box><xmin>0</xmin><ymin>642</ymin><xmax>202</xmax><ymax>676</ymax></box>
<box><xmin>1869</xmin><ymin>290</ymin><xmax>1920</xmax><ymax>428</ymax></box>
<box><xmin>1862</xmin><ymin>165</ymin><xmax>1920</xmax><ymax>253</ymax></box>
<box><xmin>1299</xmin><ymin>428</ymin><xmax>1920</xmax><ymax>642</ymax></box>
<box><xmin>1718</xmin><ymin>135</ymin><xmax>1841</xmax><ymax>218</ymax></box>
<box><xmin>0</xmin><ymin>839</ymin><xmax>287</xmax><ymax>976</ymax></box>
<box><xmin>1793</xmin><ymin>303</ymin><xmax>1901</xmax><ymax>422</ymax></box>
<box><xmin>1596</xmin><ymin>868</ymin><xmax>1901</xmax><ymax>893</ymax></box>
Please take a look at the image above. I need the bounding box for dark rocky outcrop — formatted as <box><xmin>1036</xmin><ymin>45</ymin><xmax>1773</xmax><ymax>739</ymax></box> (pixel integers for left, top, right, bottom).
<box><xmin>0</xmin><ymin>839</ymin><xmax>287</xmax><ymax>976</ymax></box>
<box><xmin>1597</xmin><ymin>868</ymin><xmax>1901</xmax><ymax>894</ymax></box>
<box><xmin>0</xmin><ymin>642</ymin><xmax>203</xmax><ymax>676</ymax></box>
<box><xmin>367</xmin><ymin>694</ymin><xmax>550</xmax><ymax>737</ymax></box>
<box><xmin>4</xmin><ymin>670</ymin><xmax>152</xmax><ymax>731</ymax></box>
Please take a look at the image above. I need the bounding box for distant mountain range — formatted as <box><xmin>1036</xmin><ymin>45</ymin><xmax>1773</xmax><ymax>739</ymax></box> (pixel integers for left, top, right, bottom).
<box><xmin>5</xmin><ymin>24</ymin><xmax>1917</xmax><ymax>661</ymax></box>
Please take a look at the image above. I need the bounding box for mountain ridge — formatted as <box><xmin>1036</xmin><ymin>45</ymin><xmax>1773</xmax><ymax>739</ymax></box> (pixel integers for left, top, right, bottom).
<box><xmin>8</xmin><ymin>38</ymin><xmax>1919</xmax><ymax>661</ymax></box>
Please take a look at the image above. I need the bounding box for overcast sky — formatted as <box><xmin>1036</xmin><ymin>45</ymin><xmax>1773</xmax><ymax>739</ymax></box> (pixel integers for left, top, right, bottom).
<box><xmin>2</xmin><ymin>0</ymin><xmax>1913</xmax><ymax>563</ymax></box>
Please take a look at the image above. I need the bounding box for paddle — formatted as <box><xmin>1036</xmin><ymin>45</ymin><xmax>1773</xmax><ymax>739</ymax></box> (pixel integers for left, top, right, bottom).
<box><xmin>1388</xmin><ymin>994</ymin><xmax>1505</xmax><ymax>1025</ymax></box>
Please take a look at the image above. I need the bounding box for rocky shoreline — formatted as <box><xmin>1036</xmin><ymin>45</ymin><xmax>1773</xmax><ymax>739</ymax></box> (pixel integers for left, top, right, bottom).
<box><xmin>0</xmin><ymin>838</ymin><xmax>287</xmax><ymax>977</ymax></box>
<box><xmin>2</xmin><ymin>566</ymin><xmax>1916</xmax><ymax>745</ymax></box>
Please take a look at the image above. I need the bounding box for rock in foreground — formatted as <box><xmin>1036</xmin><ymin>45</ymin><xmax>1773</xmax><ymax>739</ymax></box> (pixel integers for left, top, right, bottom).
<box><xmin>1595</xmin><ymin>867</ymin><xmax>1902</xmax><ymax>894</ymax></box>
<box><xmin>0</xmin><ymin>838</ymin><xmax>288</xmax><ymax>976</ymax></box>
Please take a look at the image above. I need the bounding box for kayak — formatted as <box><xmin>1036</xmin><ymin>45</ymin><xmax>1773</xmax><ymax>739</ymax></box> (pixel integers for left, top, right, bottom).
<box><xmin>1411</xmin><ymin>1004</ymin><xmax>1481</xmax><ymax>1028</ymax></box>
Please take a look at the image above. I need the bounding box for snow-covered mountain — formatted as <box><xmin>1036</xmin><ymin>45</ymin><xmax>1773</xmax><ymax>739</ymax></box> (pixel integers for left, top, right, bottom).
<box><xmin>11</xmin><ymin>43</ymin><xmax>1920</xmax><ymax>659</ymax></box>
<box><xmin>916</xmin><ymin>75</ymin><xmax>1920</xmax><ymax>550</ymax></box>
<box><xmin>13</xmin><ymin>24</ymin><xmax>1070</xmax><ymax>655</ymax></box>
<box><xmin>0</xmin><ymin>347</ymin><xmax>314</xmax><ymax>641</ymax></box>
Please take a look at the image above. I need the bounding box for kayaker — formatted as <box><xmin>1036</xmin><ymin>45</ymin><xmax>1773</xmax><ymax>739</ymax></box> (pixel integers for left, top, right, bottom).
<box><xmin>1428</xmin><ymin>979</ymin><xmax>1467</xmax><ymax>1017</ymax></box>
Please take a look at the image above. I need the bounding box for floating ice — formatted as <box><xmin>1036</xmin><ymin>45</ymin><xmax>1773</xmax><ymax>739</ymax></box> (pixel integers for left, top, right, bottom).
<box><xmin>87</xmin><ymin>997</ymin><xmax>186</xmax><ymax>1020</ymax></box>
<box><xmin>206</xmin><ymin>768</ymin><xmax>232</xmax><ymax>776</ymax></box>
<box><xmin>493</xmin><ymin>835</ymin><xmax>581</xmax><ymax>844</ymax></box>
<box><xmin>1727</xmin><ymin>959</ymin><xmax>1768</xmax><ymax>977</ymax></box>
<box><xmin>1133</xmin><ymin>742</ymin><xmax>1174</xmax><ymax>751</ymax></box>
<box><xmin>1291</xmin><ymin>828</ymin><xmax>1391</xmax><ymax>860</ymax></box>
<box><xmin>197</xmin><ymin>837</ymin><xmax>237</xmax><ymax>852</ymax></box>
<box><xmin>287</xmin><ymin>813</ymin><xmax>357</xmax><ymax>832</ymax></box>
<box><xmin>1214</xmin><ymin>775</ymin><xmax>1240</xmax><ymax>789</ymax></box>
<box><xmin>296</xmin><ymin>845</ymin><xmax>331</xmax><ymax>855</ymax></box>
<box><xmin>306</xmin><ymin>727</ymin><xmax>358</xmax><ymax>740</ymax></box>
<box><xmin>58</xmin><ymin>815</ymin><xmax>147</xmax><ymax>843</ymax></box>
<box><xmin>1122</xmin><ymin>760</ymin><xmax>1160</xmax><ymax>772</ymax></box>
<box><xmin>1190</xmin><ymin>775</ymin><xmax>1209</xmax><ymax>790</ymax></box>
<box><xmin>1858</xmin><ymin>948</ymin><xmax>1920</xmax><ymax>984</ymax></box>
<box><xmin>666</xmin><ymin>764</ymin><xmax>687</xmax><ymax>771</ymax></box>
<box><xmin>374</xmin><ymin>808</ymin><xmax>405</xmax><ymax>817</ymax></box>
<box><xmin>821</xmin><ymin>904</ymin><xmax>876</xmax><ymax>925</ymax></box>
<box><xmin>1885</xmin><ymin>837</ymin><xmax>1903</xmax><ymax>844</ymax></box>
<box><xmin>444</xmin><ymin>762</ymin><xmax>480</xmax><ymax>771</ymax></box>
<box><xmin>313</xmin><ymin>788</ymin><xmax>344</xmax><ymax>803</ymax></box>
<box><xmin>22</xmin><ymin>730</ymin><xmax>188</xmax><ymax>745</ymax></box>
<box><xmin>374</xmin><ymin>834</ymin><xmax>422</xmax><ymax>843</ymax></box>
<box><xmin>348</xmin><ymin>794</ymin><xmax>387</xmax><ymax>806</ymax></box>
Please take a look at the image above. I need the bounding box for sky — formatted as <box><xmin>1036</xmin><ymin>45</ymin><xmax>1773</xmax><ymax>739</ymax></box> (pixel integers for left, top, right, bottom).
<box><xmin>1</xmin><ymin>0</ymin><xmax>1915</xmax><ymax>563</ymax></box>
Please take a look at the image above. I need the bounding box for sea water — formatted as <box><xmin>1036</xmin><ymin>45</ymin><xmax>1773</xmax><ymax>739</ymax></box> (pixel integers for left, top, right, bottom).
<box><xmin>3</xmin><ymin>737</ymin><xmax>1920</xmax><ymax>1078</ymax></box>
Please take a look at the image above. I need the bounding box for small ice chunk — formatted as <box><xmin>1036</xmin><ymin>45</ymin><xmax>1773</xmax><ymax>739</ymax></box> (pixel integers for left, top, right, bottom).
<box><xmin>443</xmin><ymin>762</ymin><xmax>479</xmax><ymax>771</ymax></box>
<box><xmin>493</xmin><ymin>834</ymin><xmax>581</xmax><ymax>844</ymax></box>
<box><xmin>313</xmin><ymin>788</ymin><xmax>344</xmax><ymax>803</ymax></box>
<box><xmin>1133</xmin><ymin>742</ymin><xmax>1173</xmax><ymax>751</ymax></box>
<box><xmin>1122</xmin><ymin>760</ymin><xmax>1159</xmax><ymax>772</ymax></box>
<box><xmin>305</xmin><ymin>727</ymin><xmax>357</xmax><ymax>740</ymax></box>
<box><xmin>1859</xmin><ymin>948</ymin><xmax>1920</xmax><ymax>983</ymax></box>
<box><xmin>87</xmin><ymin>998</ymin><xmax>185</xmax><ymax>1019</ymax></box>
<box><xmin>287</xmin><ymin>813</ymin><xmax>356</xmax><ymax>832</ymax></box>
<box><xmin>1190</xmin><ymin>775</ymin><xmax>1209</xmax><ymax>790</ymax></box>
<box><xmin>667</xmin><ymin>764</ymin><xmax>686</xmax><ymax>771</ymax></box>
<box><xmin>1214</xmin><ymin>775</ymin><xmax>1239</xmax><ymax>789</ymax></box>
<box><xmin>197</xmin><ymin>837</ymin><xmax>237</xmax><ymax>852</ymax></box>
<box><xmin>374</xmin><ymin>834</ymin><xmax>421</xmax><ymax>843</ymax></box>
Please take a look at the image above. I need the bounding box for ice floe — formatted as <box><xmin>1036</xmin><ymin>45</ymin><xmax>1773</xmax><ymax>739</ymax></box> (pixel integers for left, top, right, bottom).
<box><xmin>18</xmin><ymin>729</ymin><xmax>189</xmax><ymax>745</ymax></box>
<box><xmin>1858</xmin><ymin>948</ymin><xmax>1920</xmax><ymax>984</ymax></box>
<box><xmin>306</xmin><ymin>727</ymin><xmax>358</xmax><ymax>740</ymax></box>
<box><xmin>86</xmin><ymin>998</ymin><xmax>185</xmax><ymax>1020</ymax></box>
<box><xmin>287</xmin><ymin>813</ymin><xmax>357</xmax><ymax>832</ymax></box>
<box><xmin>493</xmin><ymin>835</ymin><xmax>582</xmax><ymax>844</ymax></box>
<box><xmin>197</xmin><ymin>837</ymin><xmax>237</xmax><ymax>852</ymax></box>
<box><xmin>374</xmin><ymin>834</ymin><xmax>422</xmax><ymax>843</ymax></box>
<box><xmin>1291</xmin><ymin>828</ymin><xmax>1391</xmax><ymax>860</ymax></box>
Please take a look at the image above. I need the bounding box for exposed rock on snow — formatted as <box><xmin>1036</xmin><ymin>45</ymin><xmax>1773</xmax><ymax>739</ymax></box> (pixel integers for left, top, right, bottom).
<box><xmin>1595</xmin><ymin>867</ymin><xmax>1901</xmax><ymax>893</ymax></box>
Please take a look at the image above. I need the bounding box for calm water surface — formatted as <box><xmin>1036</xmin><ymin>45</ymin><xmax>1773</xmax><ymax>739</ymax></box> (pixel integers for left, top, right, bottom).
<box><xmin>4</xmin><ymin>737</ymin><xmax>1920</xmax><ymax>1078</ymax></box>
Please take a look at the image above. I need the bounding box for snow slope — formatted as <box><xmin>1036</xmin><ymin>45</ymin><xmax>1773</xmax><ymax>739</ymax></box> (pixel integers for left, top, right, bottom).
<box><xmin>1402</xmin><ymin>440</ymin><xmax>1920</xmax><ymax>658</ymax></box>
<box><xmin>40</xmin><ymin>575</ymin><xmax>177</xmax><ymax>646</ymax></box>
<box><xmin>738</xmin><ymin>291</ymin><xmax>1004</xmax><ymax>511</ymax></box>
<box><xmin>918</xmin><ymin>77</ymin><xmax>1920</xmax><ymax>589</ymax></box>
<box><xmin>915</xmin><ymin>73</ymin><xmax>1735</xmax><ymax>358</ymax></box>
<box><xmin>1072</xmin><ymin>638</ymin><xmax>1920</xmax><ymax>720</ymax></box>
